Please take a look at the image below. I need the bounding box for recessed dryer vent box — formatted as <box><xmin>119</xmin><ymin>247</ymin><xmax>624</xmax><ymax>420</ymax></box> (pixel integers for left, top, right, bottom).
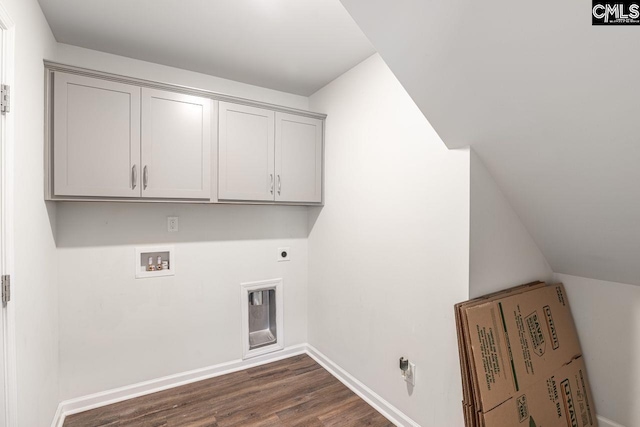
<box><xmin>135</xmin><ymin>245</ymin><xmax>175</xmax><ymax>279</ymax></box>
<box><xmin>241</xmin><ymin>278</ymin><xmax>284</xmax><ymax>359</ymax></box>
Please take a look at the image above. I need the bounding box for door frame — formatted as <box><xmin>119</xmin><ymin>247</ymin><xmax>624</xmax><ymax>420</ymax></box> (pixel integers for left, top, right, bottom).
<box><xmin>0</xmin><ymin>2</ymin><xmax>16</xmax><ymax>426</ymax></box>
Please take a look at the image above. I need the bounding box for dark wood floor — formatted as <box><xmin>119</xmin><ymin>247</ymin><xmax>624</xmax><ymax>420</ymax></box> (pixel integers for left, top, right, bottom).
<box><xmin>63</xmin><ymin>354</ymin><xmax>394</xmax><ymax>427</ymax></box>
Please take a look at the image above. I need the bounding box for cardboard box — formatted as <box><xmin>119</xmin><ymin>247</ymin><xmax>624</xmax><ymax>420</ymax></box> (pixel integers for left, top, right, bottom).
<box><xmin>466</xmin><ymin>284</ymin><xmax>582</xmax><ymax>412</ymax></box>
<box><xmin>455</xmin><ymin>282</ymin><xmax>597</xmax><ymax>427</ymax></box>
<box><xmin>482</xmin><ymin>356</ymin><xmax>597</xmax><ymax>427</ymax></box>
<box><xmin>455</xmin><ymin>281</ymin><xmax>546</xmax><ymax>425</ymax></box>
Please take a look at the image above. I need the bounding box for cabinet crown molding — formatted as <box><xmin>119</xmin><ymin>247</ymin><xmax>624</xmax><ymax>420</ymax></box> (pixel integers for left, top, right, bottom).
<box><xmin>43</xmin><ymin>61</ymin><xmax>327</xmax><ymax>120</ymax></box>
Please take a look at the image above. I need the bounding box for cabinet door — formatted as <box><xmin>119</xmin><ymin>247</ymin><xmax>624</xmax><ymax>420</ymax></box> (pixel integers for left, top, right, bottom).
<box><xmin>141</xmin><ymin>89</ymin><xmax>211</xmax><ymax>199</ymax></box>
<box><xmin>275</xmin><ymin>113</ymin><xmax>323</xmax><ymax>203</ymax></box>
<box><xmin>53</xmin><ymin>72</ymin><xmax>141</xmax><ymax>197</ymax></box>
<box><xmin>218</xmin><ymin>102</ymin><xmax>275</xmax><ymax>201</ymax></box>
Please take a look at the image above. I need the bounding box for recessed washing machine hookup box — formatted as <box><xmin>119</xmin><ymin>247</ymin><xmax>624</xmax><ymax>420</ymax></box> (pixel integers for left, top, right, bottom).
<box><xmin>135</xmin><ymin>245</ymin><xmax>175</xmax><ymax>279</ymax></box>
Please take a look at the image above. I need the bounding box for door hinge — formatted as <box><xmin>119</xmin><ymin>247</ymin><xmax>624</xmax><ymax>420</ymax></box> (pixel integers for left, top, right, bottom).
<box><xmin>1</xmin><ymin>84</ymin><xmax>10</xmax><ymax>114</ymax></box>
<box><xmin>2</xmin><ymin>275</ymin><xmax>10</xmax><ymax>304</ymax></box>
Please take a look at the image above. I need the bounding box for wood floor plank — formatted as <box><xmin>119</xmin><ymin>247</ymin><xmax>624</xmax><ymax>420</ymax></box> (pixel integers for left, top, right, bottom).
<box><xmin>275</xmin><ymin>382</ymin><xmax>357</xmax><ymax>424</ymax></box>
<box><xmin>63</xmin><ymin>355</ymin><xmax>393</xmax><ymax>427</ymax></box>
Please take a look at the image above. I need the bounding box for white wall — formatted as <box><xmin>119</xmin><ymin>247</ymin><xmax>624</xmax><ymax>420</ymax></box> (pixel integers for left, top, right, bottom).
<box><xmin>57</xmin><ymin>203</ymin><xmax>308</xmax><ymax>400</ymax></box>
<box><xmin>54</xmin><ymin>43</ymin><xmax>309</xmax><ymax>110</ymax></box>
<box><xmin>51</xmin><ymin>47</ymin><xmax>311</xmax><ymax>400</ymax></box>
<box><xmin>340</xmin><ymin>0</ymin><xmax>640</xmax><ymax>290</ymax></box>
<box><xmin>307</xmin><ymin>54</ymin><xmax>470</xmax><ymax>426</ymax></box>
<box><xmin>1</xmin><ymin>0</ymin><xmax>59</xmax><ymax>426</ymax></box>
<box><xmin>469</xmin><ymin>150</ymin><xmax>552</xmax><ymax>297</ymax></box>
<box><xmin>555</xmin><ymin>273</ymin><xmax>640</xmax><ymax>427</ymax></box>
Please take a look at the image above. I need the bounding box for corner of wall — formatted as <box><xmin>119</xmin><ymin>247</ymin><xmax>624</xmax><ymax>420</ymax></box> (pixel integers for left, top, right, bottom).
<box><xmin>469</xmin><ymin>149</ymin><xmax>552</xmax><ymax>297</ymax></box>
<box><xmin>553</xmin><ymin>273</ymin><xmax>640</xmax><ymax>427</ymax></box>
<box><xmin>4</xmin><ymin>0</ymin><xmax>61</xmax><ymax>425</ymax></box>
<box><xmin>307</xmin><ymin>50</ymin><xmax>470</xmax><ymax>427</ymax></box>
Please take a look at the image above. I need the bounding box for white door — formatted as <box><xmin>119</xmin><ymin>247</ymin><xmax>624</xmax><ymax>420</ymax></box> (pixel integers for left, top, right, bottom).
<box><xmin>53</xmin><ymin>72</ymin><xmax>141</xmax><ymax>198</ymax></box>
<box><xmin>0</xmin><ymin>311</ymin><xmax>5</xmax><ymax>427</ymax></box>
<box><xmin>0</xmin><ymin>24</ymin><xmax>7</xmax><ymax>427</ymax></box>
<box><xmin>0</xmin><ymin>282</ymin><xmax>5</xmax><ymax>427</ymax></box>
<box><xmin>218</xmin><ymin>102</ymin><xmax>275</xmax><ymax>201</ymax></box>
<box><xmin>141</xmin><ymin>88</ymin><xmax>211</xmax><ymax>199</ymax></box>
<box><xmin>275</xmin><ymin>113</ymin><xmax>323</xmax><ymax>203</ymax></box>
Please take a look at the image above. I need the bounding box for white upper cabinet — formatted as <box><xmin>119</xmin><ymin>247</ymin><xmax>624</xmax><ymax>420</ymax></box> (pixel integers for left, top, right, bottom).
<box><xmin>141</xmin><ymin>88</ymin><xmax>212</xmax><ymax>199</ymax></box>
<box><xmin>218</xmin><ymin>105</ymin><xmax>324</xmax><ymax>204</ymax></box>
<box><xmin>218</xmin><ymin>102</ymin><xmax>275</xmax><ymax>201</ymax></box>
<box><xmin>275</xmin><ymin>113</ymin><xmax>323</xmax><ymax>203</ymax></box>
<box><xmin>47</xmin><ymin>65</ymin><xmax>324</xmax><ymax>205</ymax></box>
<box><xmin>53</xmin><ymin>72</ymin><xmax>141</xmax><ymax>197</ymax></box>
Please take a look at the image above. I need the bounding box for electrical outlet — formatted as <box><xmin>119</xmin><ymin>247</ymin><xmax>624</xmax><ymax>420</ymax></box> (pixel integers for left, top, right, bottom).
<box><xmin>167</xmin><ymin>216</ymin><xmax>179</xmax><ymax>232</ymax></box>
<box><xmin>277</xmin><ymin>247</ymin><xmax>290</xmax><ymax>262</ymax></box>
<box><xmin>404</xmin><ymin>362</ymin><xmax>416</xmax><ymax>386</ymax></box>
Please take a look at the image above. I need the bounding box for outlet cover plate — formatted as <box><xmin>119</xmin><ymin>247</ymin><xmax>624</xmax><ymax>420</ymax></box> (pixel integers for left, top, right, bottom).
<box><xmin>168</xmin><ymin>216</ymin><xmax>179</xmax><ymax>232</ymax></box>
<box><xmin>277</xmin><ymin>247</ymin><xmax>290</xmax><ymax>262</ymax></box>
<box><xmin>405</xmin><ymin>362</ymin><xmax>416</xmax><ymax>386</ymax></box>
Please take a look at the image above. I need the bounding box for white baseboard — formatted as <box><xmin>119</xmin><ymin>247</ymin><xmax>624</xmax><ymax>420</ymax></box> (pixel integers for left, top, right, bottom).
<box><xmin>51</xmin><ymin>344</ymin><xmax>306</xmax><ymax>427</ymax></box>
<box><xmin>52</xmin><ymin>344</ymin><xmax>612</xmax><ymax>427</ymax></box>
<box><xmin>305</xmin><ymin>344</ymin><xmax>420</xmax><ymax>427</ymax></box>
<box><xmin>598</xmin><ymin>415</ymin><xmax>626</xmax><ymax>427</ymax></box>
<box><xmin>50</xmin><ymin>404</ymin><xmax>64</xmax><ymax>427</ymax></box>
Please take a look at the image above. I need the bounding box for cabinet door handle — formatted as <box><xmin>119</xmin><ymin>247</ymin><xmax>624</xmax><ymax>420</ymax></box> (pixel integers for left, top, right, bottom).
<box><xmin>270</xmin><ymin>174</ymin><xmax>274</xmax><ymax>194</ymax></box>
<box><xmin>143</xmin><ymin>165</ymin><xmax>148</xmax><ymax>189</ymax></box>
<box><xmin>132</xmin><ymin>165</ymin><xmax>137</xmax><ymax>189</ymax></box>
<box><xmin>277</xmin><ymin>175</ymin><xmax>281</xmax><ymax>195</ymax></box>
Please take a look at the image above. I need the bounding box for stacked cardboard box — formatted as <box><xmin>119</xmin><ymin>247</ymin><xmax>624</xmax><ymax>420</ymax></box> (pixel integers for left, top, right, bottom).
<box><xmin>455</xmin><ymin>282</ymin><xmax>598</xmax><ymax>427</ymax></box>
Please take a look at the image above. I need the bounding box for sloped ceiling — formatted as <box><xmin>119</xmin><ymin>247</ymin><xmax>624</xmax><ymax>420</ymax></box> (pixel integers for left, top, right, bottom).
<box><xmin>37</xmin><ymin>0</ymin><xmax>374</xmax><ymax>95</ymax></box>
<box><xmin>340</xmin><ymin>0</ymin><xmax>640</xmax><ymax>285</ymax></box>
